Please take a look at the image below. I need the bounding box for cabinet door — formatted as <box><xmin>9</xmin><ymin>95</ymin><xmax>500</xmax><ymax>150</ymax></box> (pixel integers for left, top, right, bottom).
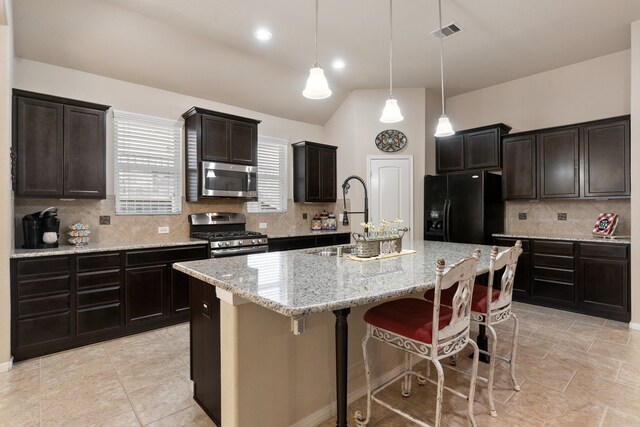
<box><xmin>465</xmin><ymin>128</ymin><xmax>500</xmax><ymax>170</ymax></box>
<box><xmin>63</xmin><ymin>105</ymin><xmax>106</xmax><ymax>198</ymax></box>
<box><xmin>15</xmin><ymin>96</ymin><xmax>64</xmax><ymax>197</ymax></box>
<box><xmin>538</xmin><ymin>128</ymin><xmax>579</xmax><ymax>198</ymax></box>
<box><xmin>305</xmin><ymin>145</ymin><xmax>322</xmax><ymax>202</ymax></box>
<box><xmin>494</xmin><ymin>238</ymin><xmax>530</xmax><ymax>296</ymax></box>
<box><xmin>502</xmin><ymin>135</ymin><xmax>536</xmax><ymax>199</ymax></box>
<box><xmin>579</xmin><ymin>257</ymin><xmax>628</xmax><ymax>320</ymax></box>
<box><xmin>171</xmin><ymin>269</ymin><xmax>190</xmax><ymax>316</ymax></box>
<box><xmin>320</xmin><ymin>148</ymin><xmax>336</xmax><ymax>201</ymax></box>
<box><xmin>125</xmin><ymin>265</ymin><xmax>167</xmax><ymax>323</ymax></box>
<box><xmin>583</xmin><ymin>119</ymin><xmax>630</xmax><ymax>198</ymax></box>
<box><xmin>201</xmin><ymin>115</ymin><xmax>229</xmax><ymax>162</ymax></box>
<box><xmin>436</xmin><ymin>134</ymin><xmax>464</xmax><ymax>173</ymax></box>
<box><xmin>229</xmin><ymin>120</ymin><xmax>256</xmax><ymax>165</ymax></box>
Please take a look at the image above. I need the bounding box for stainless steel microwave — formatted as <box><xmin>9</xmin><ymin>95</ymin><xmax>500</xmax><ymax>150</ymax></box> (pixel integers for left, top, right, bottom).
<box><xmin>201</xmin><ymin>161</ymin><xmax>258</xmax><ymax>198</ymax></box>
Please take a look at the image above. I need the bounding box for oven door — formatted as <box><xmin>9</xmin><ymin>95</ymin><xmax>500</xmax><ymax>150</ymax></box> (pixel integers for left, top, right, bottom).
<box><xmin>211</xmin><ymin>245</ymin><xmax>269</xmax><ymax>258</ymax></box>
<box><xmin>202</xmin><ymin>161</ymin><xmax>258</xmax><ymax>198</ymax></box>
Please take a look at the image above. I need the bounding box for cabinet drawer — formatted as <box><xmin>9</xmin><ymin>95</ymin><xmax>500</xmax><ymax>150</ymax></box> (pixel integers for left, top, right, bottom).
<box><xmin>18</xmin><ymin>293</ymin><xmax>70</xmax><ymax>319</ymax></box>
<box><xmin>77</xmin><ymin>287</ymin><xmax>120</xmax><ymax>308</ymax></box>
<box><xmin>533</xmin><ymin>254</ymin><xmax>574</xmax><ymax>269</ymax></box>
<box><xmin>533</xmin><ymin>266</ymin><xmax>574</xmax><ymax>283</ymax></box>
<box><xmin>532</xmin><ymin>279</ymin><xmax>575</xmax><ymax>302</ymax></box>
<box><xmin>533</xmin><ymin>240</ymin><xmax>574</xmax><ymax>255</ymax></box>
<box><xmin>76</xmin><ymin>253</ymin><xmax>120</xmax><ymax>272</ymax></box>
<box><xmin>77</xmin><ymin>269</ymin><xmax>121</xmax><ymax>289</ymax></box>
<box><xmin>16</xmin><ymin>256</ymin><xmax>71</xmax><ymax>277</ymax></box>
<box><xmin>316</xmin><ymin>235</ymin><xmax>336</xmax><ymax>247</ymax></box>
<box><xmin>77</xmin><ymin>304</ymin><xmax>121</xmax><ymax>335</ymax></box>
<box><xmin>125</xmin><ymin>245</ymin><xmax>208</xmax><ymax>267</ymax></box>
<box><xmin>494</xmin><ymin>238</ymin><xmax>529</xmax><ymax>252</ymax></box>
<box><xmin>580</xmin><ymin>243</ymin><xmax>628</xmax><ymax>260</ymax></box>
<box><xmin>17</xmin><ymin>312</ymin><xmax>70</xmax><ymax>347</ymax></box>
<box><xmin>18</xmin><ymin>275</ymin><xmax>71</xmax><ymax>299</ymax></box>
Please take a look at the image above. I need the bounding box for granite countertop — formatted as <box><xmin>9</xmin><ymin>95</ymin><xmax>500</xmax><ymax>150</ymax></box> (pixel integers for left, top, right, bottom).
<box><xmin>11</xmin><ymin>239</ymin><xmax>208</xmax><ymax>258</ymax></box>
<box><xmin>493</xmin><ymin>233</ymin><xmax>631</xmax><ymax>245</ymax></box>
<box><xmin>174</xmin><ymin>240</ymin><xmax>496</xmax><ymax>317</ymax></box>
<box><xmin>268</xmin><ymin>230</ymin><xmax>351</xmax><ymax>239</ymax></box>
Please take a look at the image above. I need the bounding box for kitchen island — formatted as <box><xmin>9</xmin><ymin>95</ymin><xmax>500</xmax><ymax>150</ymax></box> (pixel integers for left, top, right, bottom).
<box><xmin>174</xmin><ymin>240</ymin><xmax>497</xmax><ymax>427</ymax></box>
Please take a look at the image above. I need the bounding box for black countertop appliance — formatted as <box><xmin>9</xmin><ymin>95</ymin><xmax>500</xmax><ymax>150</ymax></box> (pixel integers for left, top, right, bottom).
<box><xmin>22</xmin><ymin>207</ymin><xmax>60</xmax><ymax>249</ymax></box>
<box><xmin>424</xmin><ymin>172</ymin><xmax>503</xmax><ymax>245</ymax></box>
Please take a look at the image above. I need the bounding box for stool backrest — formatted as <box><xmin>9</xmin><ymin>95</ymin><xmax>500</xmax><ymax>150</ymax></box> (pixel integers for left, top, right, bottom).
<box><xmin>431</xmin><ymin>249</ymin><xmax>480</xmax><ymax>350</ymax></box>
<box><xmin>487</xmin><ymin>240</ymin><xmax>523</xmax><ymax>312</ymax></box>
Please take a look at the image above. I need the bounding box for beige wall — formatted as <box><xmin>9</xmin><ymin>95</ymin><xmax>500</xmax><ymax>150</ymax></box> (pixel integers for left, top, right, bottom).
<box><xmin>325</xmin><ymin>88</ymin><xmax>427</xmax><ymax>239</ymax></box>
<box><xmin>0</xmin><ymin>0</ymin><xmax>12</xmax><ymax>368</ymax></box>
<box><xmin>631</xmin><ymin>20</ymin><xmax>640</xmax><ymax>325</ymax></box>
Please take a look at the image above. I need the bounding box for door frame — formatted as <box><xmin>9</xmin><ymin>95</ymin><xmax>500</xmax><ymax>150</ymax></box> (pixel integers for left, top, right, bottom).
<box><xmin>367</xmin><ymin>155</ymin><xmax>414</xmax><ymax>240</ymax></box>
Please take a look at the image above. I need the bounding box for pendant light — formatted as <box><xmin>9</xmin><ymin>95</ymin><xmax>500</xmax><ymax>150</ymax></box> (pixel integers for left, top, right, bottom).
<box><xmin>303</xmin><ymin>0</ymin><xmax>332</xmax><ymax>99</ymax></box>
<box><xmin>380</xmin><ymin>0</ymin><xmax>404</xmax><ymax>123</ymax></box>
<box><xmin>434</xmin><ymin>0</ymin><xmax>454</xmax><ymax>137</ymax></box>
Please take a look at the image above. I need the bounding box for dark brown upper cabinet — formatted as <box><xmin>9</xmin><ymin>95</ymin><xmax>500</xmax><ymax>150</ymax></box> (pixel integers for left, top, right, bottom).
<box><xmin>502</xmin><ymin>134</ymin><xmax>536</xmax><ymax>199</ymax></box>
<box><xmin>582</xmin><ymin>117</ymin><xmax>630</xmax><ymax>198</ymax></box>
<box><xmin>538</xmin><ymin>127</ymin><xmax>580</xmax><ymax>199</ymax></box>
<box><xmin>183</xmin><ymin>107</ymin><xmax>260</xmax><ymax>166</ymax></box>
<box><xmin>13</xmin><ymin>90</ymin><xmax>109</xmax><ymax>199</ymax></box>
<box><xmin>292</xmin><ymin>141</ymin><xmax>337</xmax><ymax>203</ymax></box>
<box><xmin>435</xmin><ymin>124</ymin><xmax>511</xmax><ymax>174</ymax></box>
<box><xmin>501</xmin><ymin>115</ymin><xmax>630</xmax><ymax>200</ymax></box>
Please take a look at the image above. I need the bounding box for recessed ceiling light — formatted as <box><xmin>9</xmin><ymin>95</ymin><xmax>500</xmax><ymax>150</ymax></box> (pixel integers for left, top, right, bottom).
<box><xmin>332</xmin><ymin>59</ymin><xmax>346</xmax><ymax>69</ymax></box>
<box><xmin>254</xmin><ymin>28</ymin><xmax>272</xmax><ymax>41</ymax></box>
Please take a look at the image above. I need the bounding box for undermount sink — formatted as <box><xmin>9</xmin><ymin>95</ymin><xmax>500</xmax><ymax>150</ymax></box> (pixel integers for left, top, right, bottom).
<box><xmin>306</xmin><ymin>245</ymin><xmax>357</xmax><ymax>257</ymax></box>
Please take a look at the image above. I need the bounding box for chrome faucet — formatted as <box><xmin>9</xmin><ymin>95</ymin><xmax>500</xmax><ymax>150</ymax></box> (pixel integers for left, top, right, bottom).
<box><xmin>341</xmin><ymin>175</ymin><xmax>368</xmax><ymax>226</ymax></box>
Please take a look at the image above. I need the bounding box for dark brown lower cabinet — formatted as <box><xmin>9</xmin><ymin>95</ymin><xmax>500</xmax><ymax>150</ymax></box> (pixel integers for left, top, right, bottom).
<box><xmin>190</xmin><ymin>276</ymin><xmax>221</xmax><ymax>425</ymax></box>
<box><xmin>494</xmin><ymin>237</ymin><xmax>630</xmax><ymax>322</ymax></box>
<box><xmin>268</xmin><ymin>232</ymin><xmax>350</xmax><ymax>252</ymax></box>
<box><xmin>11</xmin><ymin>244</ymin><xmax>208</xmax><ymax>361</ymax></box>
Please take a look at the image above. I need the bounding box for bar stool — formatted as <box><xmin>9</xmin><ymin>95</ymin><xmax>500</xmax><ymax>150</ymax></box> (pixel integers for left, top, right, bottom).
<box><xmin>355</xmin><ymin>250</ymin><xmax>481</xmax><ymax>427</ymax></box>
<box><xmin>424</xmin><ymin>241</ymin><xmax>522</xmax><ymax>417</ymax></box>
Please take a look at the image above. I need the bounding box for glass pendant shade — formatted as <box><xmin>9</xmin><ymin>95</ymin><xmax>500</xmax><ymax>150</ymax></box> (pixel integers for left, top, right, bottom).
<box><xmin>434</xmin><ymin>114</ymin><xmax>454</xmax><ymax>137</ymax></box>
<box><xmin>303</xmin><ymin>66</ymin><xmax>332</xmax><ymax>99</ymax></box>
<box><xmin>380</xmin><ymin>98</ymin><xmax>404</xmax><ymax>123</ymax></box>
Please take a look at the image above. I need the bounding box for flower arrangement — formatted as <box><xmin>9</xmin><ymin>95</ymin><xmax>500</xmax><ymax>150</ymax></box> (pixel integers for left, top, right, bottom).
<box><xmin>359</xmin><ymin>218</ymin><xmax>404</xmax><ymax>240</ymax></box>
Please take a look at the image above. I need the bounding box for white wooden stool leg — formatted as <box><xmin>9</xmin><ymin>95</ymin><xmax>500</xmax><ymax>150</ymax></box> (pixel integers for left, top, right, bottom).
<box><xmin>510</xmin><ymin>312</ymin><xmax>520</xmax><ymax>391</ymax></box>
<box><xmin>433</xmin><ymin>358</ymin><xmax>445</xmax><ymax>427</ymax></box>
<box><xmin>468</xmin><ymin>340</ymin><xmax>480</xmax><ymax>427</ymax></box>
<box><xmin>486</xmin><ymin>323</ymin><xmax>498</xmax><ymax>417</ymax></box>
<box><xmin>355</xmin><ymin>331</ymin><xmax>372</xmax><ymax>426</ymax></box>
<box><xmin>401</xmin><ymin>353</ymin><xmax>413</xmax><ymax>397</ymax></box>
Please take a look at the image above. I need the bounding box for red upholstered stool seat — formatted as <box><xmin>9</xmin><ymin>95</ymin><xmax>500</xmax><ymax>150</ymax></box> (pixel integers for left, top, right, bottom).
<box><xmin>424</xmin><ymin>284</ymin><xmax>500</xmax><ymax>313</ymax></box>
<box><xmin>363</xmin><ymin>298</ymin><xmax>453</xmax><ymax>344</ymax></box>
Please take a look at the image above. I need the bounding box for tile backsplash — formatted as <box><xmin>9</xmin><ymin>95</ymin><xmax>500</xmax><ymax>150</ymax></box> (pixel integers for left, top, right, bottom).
<box><xmin>505</xmin><ymin>199</ymin><xmax>631</xmax><ymax>237</ymax></box>
<box><xmin>13</xmin><ymin>196</ymin><xmax>351</xmax><ymax>248</ymax></box>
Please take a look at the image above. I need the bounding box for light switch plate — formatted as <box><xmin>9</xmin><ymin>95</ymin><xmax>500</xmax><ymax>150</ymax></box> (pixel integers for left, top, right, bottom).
<box><xmin>259</xmin><ymin>223</ymin><xmax>267</xmax><ymax>229</ymax></box>
<box><xmin>557</xmin><ymin>213</ymin><xmax>567</xmax><ymax>221</ymax></box>
<box><xmin>99</xmin><ymin>215</ymin><xmax>110</xmax><ymax>225</ymax></box>
<box><xmin>158</xmin><ymin>226</ymin><xmax>170</xmax><ymax>234</ymax></box>
<box><xmin>518</xmin><ymin>213</ymin><xmax>527</xmax><ymax>220</ymax></box>
<box><xmin>302</xmin><ymin>213</ymin><xmax>308</xmax><ymax>219</ymax></box>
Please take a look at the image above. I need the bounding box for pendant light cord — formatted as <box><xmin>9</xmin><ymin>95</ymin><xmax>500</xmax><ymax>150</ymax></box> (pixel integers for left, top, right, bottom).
<box><xmin>438</xmin><ymin>0</ymin><xmax>446</xmax><ymax>115</ymax></box>
<box><xmin>314</xmin><ymin>0</ymin><xmax>319</xmax><ymax>66</ymax></box>
<box><xmin>389</xmin><ymin>0</ymin><xmax>393</xmax><ymax>98</ymax></box>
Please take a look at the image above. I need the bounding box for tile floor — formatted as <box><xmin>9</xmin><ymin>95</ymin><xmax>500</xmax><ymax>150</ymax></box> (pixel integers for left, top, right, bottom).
<box><xmin>2</xmin><ymin>302</ymin><xmax>640</xmax><ymax>426</ymax></box>
<box><xmin>318</xmin><ymin>301</ymin><xmax>640</xmax><ymax>426</ymax></box>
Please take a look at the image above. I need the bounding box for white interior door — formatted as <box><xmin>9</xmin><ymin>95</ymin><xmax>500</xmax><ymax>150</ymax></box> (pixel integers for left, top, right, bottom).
<box><xmin>368</xmin><ymin>156</ymin><xmax>413</xmax><ymax>240</ymax></box>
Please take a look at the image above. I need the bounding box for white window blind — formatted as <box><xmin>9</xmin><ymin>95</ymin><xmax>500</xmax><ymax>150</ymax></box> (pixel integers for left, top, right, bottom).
<box><xmin>114</xmin><ymin>110</ymin><xmax>182</xmax><ymax>215</ymax></box>
<box><xmin>247</xmin><ymin>136</ymin><xmax>288</xmax><ymax>213</ymax></box>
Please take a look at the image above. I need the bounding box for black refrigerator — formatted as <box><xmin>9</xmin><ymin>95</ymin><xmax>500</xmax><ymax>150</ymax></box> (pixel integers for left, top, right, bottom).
<box><xmin>424</xmin><ymin>172</ymin><xmax>504</xmax><ymax>245</ymax></box>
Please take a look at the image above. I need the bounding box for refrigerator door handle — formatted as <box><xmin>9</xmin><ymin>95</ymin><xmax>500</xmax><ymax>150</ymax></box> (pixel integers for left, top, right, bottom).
<box><xmin>444</xmin><ymin>199</ymin><xmax>451</xmax><ymax>242</ymax></box>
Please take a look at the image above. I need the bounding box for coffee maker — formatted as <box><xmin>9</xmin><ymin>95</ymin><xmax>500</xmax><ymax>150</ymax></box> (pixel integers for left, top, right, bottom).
<box><xmin>22</xmin><ymin>207</ymin><xmax>60</xmax><ymax>249</ymax></box>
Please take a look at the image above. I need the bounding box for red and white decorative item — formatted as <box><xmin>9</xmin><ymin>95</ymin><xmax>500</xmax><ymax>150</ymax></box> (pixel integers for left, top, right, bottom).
<box><xmin>592</xmin><ymin>213</ymin><xmax>619</xmax><ymax>236</ymax></box>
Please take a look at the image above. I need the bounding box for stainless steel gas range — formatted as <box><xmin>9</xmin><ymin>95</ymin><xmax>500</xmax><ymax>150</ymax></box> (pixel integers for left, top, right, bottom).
<box><xmin>189</xmin><ymin>212</ymin><xmax>268</xmax><ymax>257</ymax></box>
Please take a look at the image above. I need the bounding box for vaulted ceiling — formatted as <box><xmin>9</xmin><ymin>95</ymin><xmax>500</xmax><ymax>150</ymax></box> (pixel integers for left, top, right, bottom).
<box><xmin>13</xmin><ymin>0</ymin><xmax>640</xmax><ymax>124</ymax></box>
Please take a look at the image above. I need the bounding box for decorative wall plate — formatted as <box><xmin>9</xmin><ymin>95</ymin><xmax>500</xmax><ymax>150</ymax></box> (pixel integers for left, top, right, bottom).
<box><xmin>375</xmin><ymin>129</ymin><xmax>407</xmax><ymax>152</ymax></box>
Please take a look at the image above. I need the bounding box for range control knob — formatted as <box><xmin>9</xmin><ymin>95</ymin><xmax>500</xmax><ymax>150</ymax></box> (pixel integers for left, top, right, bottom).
<box><xmin>252</xmin><ymin>239</ymin><xmax>257</xmax><ymax>244</ymax></box>
<box><xmin>225</xmin><ymin>241</ymin><xmax>231</xmax><ymax>247</ymax></box>
<box><xmin>237</xmin><ymin>241</ymin><xmax>243</xmax><ymax>245</ymax></box>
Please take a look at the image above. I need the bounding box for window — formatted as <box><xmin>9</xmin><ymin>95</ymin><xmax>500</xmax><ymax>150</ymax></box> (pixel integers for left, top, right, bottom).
<box><xmin>114</xmin><ymin>110</ymin><xmax>182</xmax><ymax>215</ymax></box>
<box><xmin>247</xmin><ymin>136</ymin><xmax>288</xmax><ymax>213</ymax></box>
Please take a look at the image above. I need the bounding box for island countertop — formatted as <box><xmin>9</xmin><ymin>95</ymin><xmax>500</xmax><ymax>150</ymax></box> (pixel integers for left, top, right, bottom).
<box><xmin>174</xmin><ymin>240</ymin><xmax>497</xmax><ymax>317</ymax></box>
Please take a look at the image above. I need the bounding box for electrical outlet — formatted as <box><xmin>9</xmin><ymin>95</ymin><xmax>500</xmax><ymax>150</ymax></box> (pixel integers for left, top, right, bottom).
<box><xmin>557</xmin><ymin>213</ymin><xmax>567</xmax><ymax>221</ymax></box>
<box><xmin>302</xmin><ymin>213</ymin><xmax>308</xmax><ymax>219</ymax></box>
<box><xmin>158</xmin><ymin>226</ymin><xmax>170</xmax><ymax>234</ymax></box>
<box><xmin>518</xmin><ymin>213</ymin><xmax>527</xmax><ymax>220</ymax></box>
<box><xmin>259</xmin><ymin>222</ymin><xmax>267</xmax><ymax>229</ymax></box>
<box><xmin>99</xmin><ymin>215</ymin><xmax>111</xmax><ymax>225</ymax></box>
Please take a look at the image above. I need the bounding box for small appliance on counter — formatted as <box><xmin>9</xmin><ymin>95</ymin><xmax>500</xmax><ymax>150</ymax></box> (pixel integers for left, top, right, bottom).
<box><xmin>22</xmin><ymin>207</ymin><xmax>60</xmax><ymax>249</ymax></box>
